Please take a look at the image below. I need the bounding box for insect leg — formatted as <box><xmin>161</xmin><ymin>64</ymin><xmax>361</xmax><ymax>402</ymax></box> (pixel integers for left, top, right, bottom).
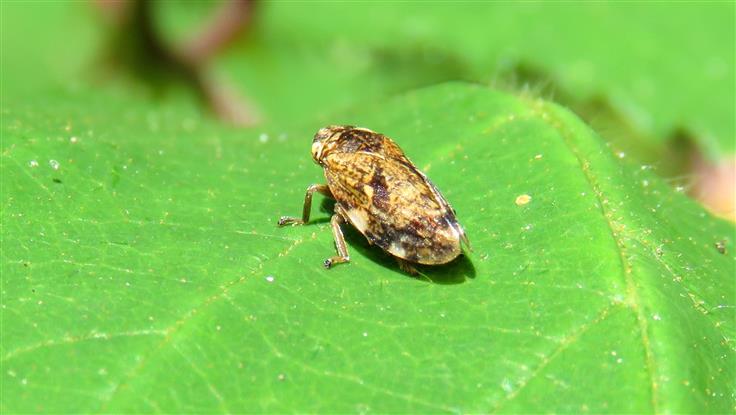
<box><xmin>324</xmin><ymin>213</ymin><xmax>350</xmax><ymax>269</ymax></box>
<box><xmin>396</xmin><ymin>258</ymin><xmax>419</xmax><ymax>275</ymax></box>
<box><xmin>278</xmin><ymin>184</ymin><xmax>332</xmax><ymax>226</ymax></box>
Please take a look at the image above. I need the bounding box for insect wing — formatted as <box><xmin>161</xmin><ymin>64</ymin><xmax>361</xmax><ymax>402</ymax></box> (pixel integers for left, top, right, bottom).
<box><xmin>323</xmin><ymin>150</ymin><xmax>462</xmax><ymax>264</ymax></box>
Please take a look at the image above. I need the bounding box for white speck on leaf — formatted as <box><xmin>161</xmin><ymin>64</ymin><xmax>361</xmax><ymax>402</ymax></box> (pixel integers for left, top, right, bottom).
<box><xmin>49</xmin><ymin>159</ymin><xmax>60</xmax><ymax>170</ymax></box>
<box><xmin>70</xmin><ymin>136</ymin><xmax>78</xmax><ymax>144</ymax></box>
<box><xmin>265</xmin><ymin>275</ymin><xmax>275</xmax><ymax>283</ymax></box>
<box><xmin>501</xmin><ymin>378</ymin><xmax>513</xmax><ymax>393</ymax></box>
<box><xmin>29</xmin><ymin>160</ymin><xmax>38</xmax><ymax>168</ymax></box>
<box><xmin>259</xmin><ymin>133</ymin><xmax>269</xmax><ymax>143</ymax></box>
<box><xmin>652</xmin><ymin>313</ymin><xmax>662</xmax><ymax>321</ymax></box>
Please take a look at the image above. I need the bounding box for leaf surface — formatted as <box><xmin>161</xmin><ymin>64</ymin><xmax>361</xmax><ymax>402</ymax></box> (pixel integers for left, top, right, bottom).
<box><xmin>2</xmin><ymin>82</ymin><xmax>734</xmax><ymax>413</ymax></box>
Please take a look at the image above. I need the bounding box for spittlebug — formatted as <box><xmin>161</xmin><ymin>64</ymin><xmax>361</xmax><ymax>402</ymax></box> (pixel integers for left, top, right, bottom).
<box><xmin>278</xmin><ymin>125</ymin><xmax>470</xmax><ymax>274</ymax></box>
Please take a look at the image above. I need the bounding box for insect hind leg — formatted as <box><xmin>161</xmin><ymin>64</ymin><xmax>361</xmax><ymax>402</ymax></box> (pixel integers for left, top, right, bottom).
<box><xmin>396</xmin><ymin>258</ymin><xmax>419</xmax><ymax>275</ymax></box>
<box><xmin>324</xmin><ymin>212</ymin><xmax>350</xmax><ymax>269</ymax></box>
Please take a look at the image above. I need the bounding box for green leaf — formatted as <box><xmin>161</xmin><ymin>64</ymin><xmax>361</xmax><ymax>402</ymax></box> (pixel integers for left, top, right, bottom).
<box><xmin>2</xmin><ymin>82</ymin><xmax>734</xmax><ymax>413</ymax></box>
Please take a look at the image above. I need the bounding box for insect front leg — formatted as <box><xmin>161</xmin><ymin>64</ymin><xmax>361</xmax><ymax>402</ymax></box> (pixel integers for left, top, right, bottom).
<box><xmin>278</xmin><ymin>184</ymin><xmax>332</xmax><ymax>226</ymax></box>
<box><xmin>324</xmin><ymin>212</ymin><xmax>350</xmax><ymax>269</ymax></box>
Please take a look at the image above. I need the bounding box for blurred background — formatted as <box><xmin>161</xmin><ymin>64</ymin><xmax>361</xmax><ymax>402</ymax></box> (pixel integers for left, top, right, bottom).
<box><xmin>2</xmin><ymin>1</ymin><xmax>734</xmax><ymax>219</ymax></box>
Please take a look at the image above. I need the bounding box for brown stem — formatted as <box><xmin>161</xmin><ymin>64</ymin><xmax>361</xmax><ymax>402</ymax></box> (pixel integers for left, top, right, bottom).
<box><xmin>94</xmin><ymin>0</ymin><xmax>259</xmax><ymax>126</ymax></box>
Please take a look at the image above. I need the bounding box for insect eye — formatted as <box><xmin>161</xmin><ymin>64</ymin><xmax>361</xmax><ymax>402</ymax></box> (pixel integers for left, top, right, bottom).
<box><xmin>311</xmin><ymin>140</ymin><xmax>324</xmax><ymax>162</ymax></box>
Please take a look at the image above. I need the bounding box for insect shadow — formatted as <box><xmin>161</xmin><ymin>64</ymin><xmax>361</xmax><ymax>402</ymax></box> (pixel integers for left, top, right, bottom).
<box><xmin>319</xmin><ymin>199</ymin><xmax>476</xmax><ymax>284</ymax></box>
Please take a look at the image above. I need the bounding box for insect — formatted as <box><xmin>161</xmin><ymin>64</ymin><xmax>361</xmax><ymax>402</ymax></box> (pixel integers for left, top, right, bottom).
<box><xmin>278</xmin><ymin>125</ymin><xmax>470</xmax><ymax>274</ymax></box>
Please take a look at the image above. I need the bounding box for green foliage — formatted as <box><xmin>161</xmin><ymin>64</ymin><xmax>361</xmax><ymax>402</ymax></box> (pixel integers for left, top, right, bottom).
<box><xmin>2</xmin><ymin>2</ymin><xmax>734</xmax><ymax>413</ymax></box>
<box><xmin>213</xmin><ymin>2</ymin><xmax>734</xmax><ymax>155</ymax></box>
<box><xmin>3</xmin><ymin>82</ymin><xmax>734</xmax><ymax>412</ymax></box>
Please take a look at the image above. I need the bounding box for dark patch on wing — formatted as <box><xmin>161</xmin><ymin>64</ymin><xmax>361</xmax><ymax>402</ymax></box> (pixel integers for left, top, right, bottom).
<box><xmin>335</xmin><ymin>128</ymin><xmax>413</xmax><ymax>166</ymax></box>
<box><xmin>368</xmin><ymin>218</ymin><xmax>457</xmax><ymax>263</ymax></box>
<box><xmin>369</xmin><ymin>166</ymin><xmax>390</xmax><ymax>210</ymax></box>
<box><xmin>335</xmin><ymin>130</ymin><xmax>363</xmax><ymax>153</ymax></box>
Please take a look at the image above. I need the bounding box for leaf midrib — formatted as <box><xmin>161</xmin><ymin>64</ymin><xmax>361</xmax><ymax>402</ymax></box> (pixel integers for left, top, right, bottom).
<box><xmin>530</xmin><ymin>99</ymin><xmax>659</xmax><ymax>412</ymax></box>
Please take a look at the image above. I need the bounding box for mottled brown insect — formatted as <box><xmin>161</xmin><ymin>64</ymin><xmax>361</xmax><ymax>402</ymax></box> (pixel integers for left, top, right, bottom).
<box><xmin>278</xmin><ymin>125</ymin><xmax>470</xmax><ymax>274</ymax></box>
